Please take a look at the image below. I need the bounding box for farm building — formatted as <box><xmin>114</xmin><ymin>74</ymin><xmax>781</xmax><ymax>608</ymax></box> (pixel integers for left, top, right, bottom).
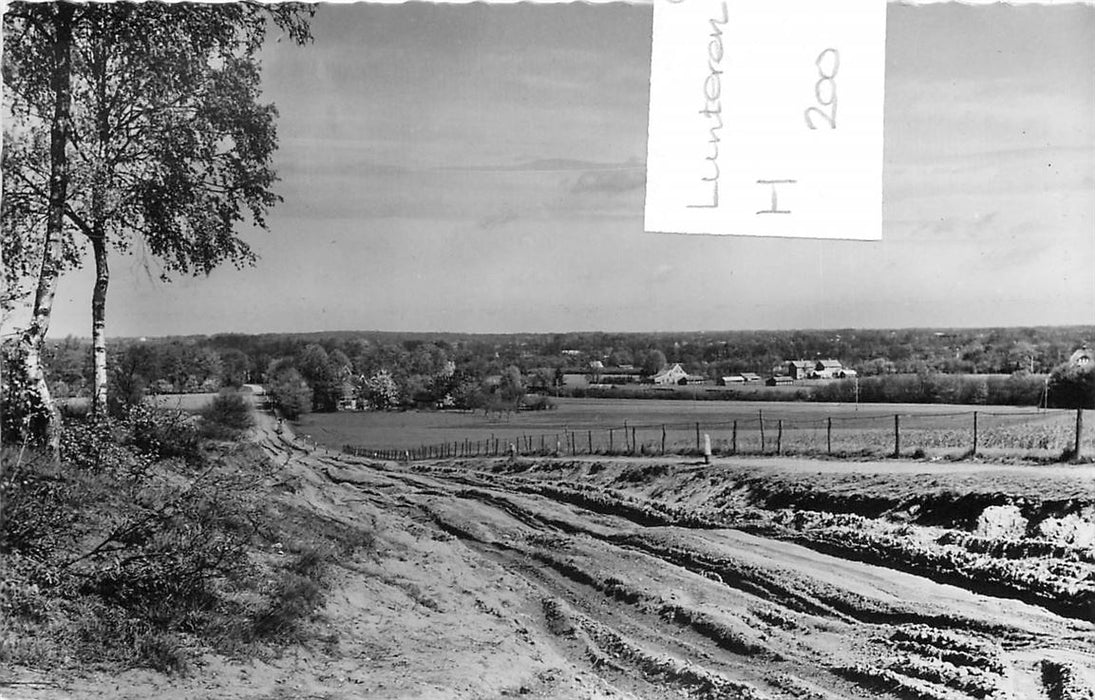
<box><xmin>766</xmin><ymin>375</ymin><xmax>794</xmax><ymax>386</ymax></box>
<box><xmin>598</xmin><ymin>367</ymin><xmax>644</xmax><ymax>384</ymax></box>
<box><xmin>786</xmin><ymin>361</ymin><xmax>812</xmax><ymax>379</ymax></box>
<box><xmin>719</xmin><ymin>373</ymin><xmax>761</xmax><ymax>385</ymax></box>
<box><xmin>652</xmin><ymin>363</ymin><xmax>689</xmax><ymax>385</ymax></box>
<box><xmin>814</xmin><ymin>359</ymin><xmax>844</xmax><ymax>379</ymax></box>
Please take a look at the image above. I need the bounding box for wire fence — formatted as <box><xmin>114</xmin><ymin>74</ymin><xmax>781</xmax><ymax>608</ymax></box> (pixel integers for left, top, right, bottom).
<box><xmin>342</xmin><ymin>408</ymin><xmax>1092</xmax><ymax>463</ymax></box>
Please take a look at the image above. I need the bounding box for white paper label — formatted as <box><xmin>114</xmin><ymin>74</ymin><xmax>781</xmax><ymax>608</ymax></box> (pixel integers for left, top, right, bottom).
<box><xmin>645</xmin><ymin>0</ymin><xmax>887</xmax><ymax>240</ymax></box>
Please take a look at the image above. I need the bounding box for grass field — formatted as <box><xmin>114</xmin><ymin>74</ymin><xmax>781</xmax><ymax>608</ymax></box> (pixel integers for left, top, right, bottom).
<box><xmin>296</xmin><ymin>398</ymin><xmax>1093</xmax><ymax>461</ymax></box>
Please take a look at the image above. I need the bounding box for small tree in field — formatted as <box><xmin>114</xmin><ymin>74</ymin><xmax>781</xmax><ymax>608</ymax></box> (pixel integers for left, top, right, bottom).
<box><xmin>498</xmin><ymin>365</ymin><xmax>525</xmax><ymax>413</ymax></box>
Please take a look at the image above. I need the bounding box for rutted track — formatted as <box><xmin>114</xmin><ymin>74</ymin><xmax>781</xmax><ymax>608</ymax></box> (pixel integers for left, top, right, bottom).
<box><xmin>259</xmin><ymin>415</ymin><xmax>1095</xmax><ymax>699</ymax></box>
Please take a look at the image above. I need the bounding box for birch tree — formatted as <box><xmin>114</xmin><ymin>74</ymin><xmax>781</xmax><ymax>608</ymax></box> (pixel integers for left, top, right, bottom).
<box><xmin>2</xmin><ymin>2</ymin><xmax>312</xmax><ymax>444</ymax></box>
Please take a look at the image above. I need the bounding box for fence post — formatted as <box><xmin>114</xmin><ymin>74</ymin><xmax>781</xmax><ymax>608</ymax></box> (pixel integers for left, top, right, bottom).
<box><xmin>893</xmin><ymin>414</ymin><xmax>900</xmax><ymax>458</ymax></box>
<box><xmin>540</xmin><ymin>435</ymin><xmax>545</xmax><ymax>454</ymax></box>
<box><xmin>662</xmin><ymin>425</ymin><xmax>667</xmax><ymax>454</ymax></box>
<box><xmin>1075</xmin><ymin>408</ymin><xmax>1084</xmax><ymax>462</ymax></box>
<box><xmin>588</xmin><ymin>430</ymin><xmax>593</xmax><ymax>454</ymax></box>
<box><xmin>972</xmin><ymin>411</ymin><xmax>978</xmax><ymax>456</ymax></box>
<box><xmin>759</xmin><ymin>411</ymin><xmax>766</xmax><ymax>452</ymax></box>
<box><xmin>732</xmin><ymin>420</ymin><xmax>738</xmax><ymax>455</ymax></box>
<box><xmin>624</xmin><ymin>421</ymin><xmax>629</xmax><ymax>451</ymax></box>
<box><xmin>631</xmin><ymin>427</ymin><xmax>637</xmax><ymax>454</ymax></box>
<box><xmin>827</xmin><ymin>417</ymin><xmax>832</xmax><ymax>455</ymax></box>
<box><xmin>609</xmin><ymin>429</ymin><xmax>614</xmax><ymax>453</ymax></box>
<box><xmin>695</xmin><ymin>422</ymin><xmax>701</xmax><ymax>452</ymax></box>
<box><xmin>777</xmin><ymin>420</ymin><xmax>783</xmax><ymax>455</ymax></box>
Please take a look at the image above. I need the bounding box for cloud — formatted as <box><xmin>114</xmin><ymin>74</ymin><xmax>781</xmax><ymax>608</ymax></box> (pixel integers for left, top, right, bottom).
<box><xmin>477</xmin><ymin>208</ymin><xmax>523</xmax><ymax>230</ymax></box>
<box><xmin>569</xmin><ymin>168</ymin><xmax>646</xmax><ymax>195</ymax></box>
<box><xmin>440</xmin><ymin>158</ymin><xmax>645</xmax><ymax>174</ymax></box>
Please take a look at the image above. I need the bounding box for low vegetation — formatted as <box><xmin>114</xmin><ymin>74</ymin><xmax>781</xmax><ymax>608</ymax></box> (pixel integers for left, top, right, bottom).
<box><xmin>0</xmin><ymin>395</ymin><xmax>365</xmax><ymax>676</ymax></box>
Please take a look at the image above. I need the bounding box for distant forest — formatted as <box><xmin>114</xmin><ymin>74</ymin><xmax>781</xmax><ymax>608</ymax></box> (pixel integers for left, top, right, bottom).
<box><xmin>39</xmin><ymin>325</ymin><xmax>1093</xmax><ymax>405</ymax></box>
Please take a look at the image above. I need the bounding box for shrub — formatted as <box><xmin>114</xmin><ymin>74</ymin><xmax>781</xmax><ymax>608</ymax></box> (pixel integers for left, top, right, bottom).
<box><xmin>0</xmin><ymin>449</ymin><xmax>78</xmax><ymax>561</ymax></box>
<box><xmin>1047</xmin><ymin>362</ymin><xmax>1095</xmax><ymax>409</ymax></box>
<box><xmin>523</xmin><ymin>395</ymin><xmax>557</xmax><ymax>411</ymax></box>
<box><xmin>0</xmin><ymin>344</ymin><xmax>58</xmax><ymax>449</ymax></box>
<box><xmin>248</xmin><ymin>546</ymin><xmax>329</xmax><ymax>642</ymax></box>
<box><xmin>200</xmin><ymin>390</ymin><xmax>254</xmax><ymax>439</ymax></box>
<box><xmin>123</xmin><ymin>403</ymin><xmax>200</xmax><ymax>461</ymax></box>
<box><xmin>4</xmin><ymin>408</ymin><xmax>361</xmax><ymax>675</ymax></box>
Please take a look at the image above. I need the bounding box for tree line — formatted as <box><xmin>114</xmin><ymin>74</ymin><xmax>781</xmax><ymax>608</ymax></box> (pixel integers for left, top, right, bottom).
<box><xmin>24</xmin><ymin>327</ymin><xmax>1094</xmax><ymax>418</ymax></box>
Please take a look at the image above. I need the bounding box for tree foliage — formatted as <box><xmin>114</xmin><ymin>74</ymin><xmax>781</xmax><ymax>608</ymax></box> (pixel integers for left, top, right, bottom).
<box><xmin>2</xmin><ymin>1</ymin><xmax>313</xmax><ymax>430</ymax></box>
<box><xmin>1047</xmin><ymin>363</ymin><xmax>1095</xmax><ymax>410</ymax></box>
<box><xmin>267</xmin><ymin>366</ymin><xmax>312</xmax><ymax>420</ymax></box>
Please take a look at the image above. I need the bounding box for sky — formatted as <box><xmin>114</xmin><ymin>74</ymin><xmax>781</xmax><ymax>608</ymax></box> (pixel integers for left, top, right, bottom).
<box><xmin>18</xmin><ymin>1</ymin><xmax>1095</xmax><ymax>337</ymax></box>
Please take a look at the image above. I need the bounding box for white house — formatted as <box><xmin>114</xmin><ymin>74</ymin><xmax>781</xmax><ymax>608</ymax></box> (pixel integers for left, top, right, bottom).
<box><xmin>1071</xmin><ymin>344</ymin><xmax>1093</xmax><ymax>368</ymax></box>
<box><xmin>652</xmin><ymin>363</ymin><xmax>689</xmax><ymax>385</ymax></box>
<box><xmin>814</xmin><ymin>359</ymin><xmax>844</xmax><ymax>379</ymax></box>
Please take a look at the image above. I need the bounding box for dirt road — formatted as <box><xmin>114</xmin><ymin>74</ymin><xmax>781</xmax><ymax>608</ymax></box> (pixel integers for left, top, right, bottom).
<box><xmin>15</xmin><ymin>409</ymin><xmax>1094</xmax><ymax>699</ymax></box>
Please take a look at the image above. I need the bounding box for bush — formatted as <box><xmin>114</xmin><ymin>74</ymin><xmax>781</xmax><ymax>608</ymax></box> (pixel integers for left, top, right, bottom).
<box><xmin>0</xmin><ymin>344</ymin><xmax>58</xmax><ymax>449</ymax></box>
<box><xmin>123</xmin><ymin>403</ymin><xmax>200</xmax><ymax>461</ymax></box>
<box><xmin>249</xmin><ymin>569</ymin><xmax>324</xmax><ymax>642</ymax></box>
<box><xmin>3</xmin><ymin>404</ymin><xmax>366</xmax><ymax>675</ymax></box>
<box><xmin>523</xmin><ymin>395</ymin><xmax>557</xmax><ymax>411</ymax></box>
<box><xmin>200</xmin><ymin>390</ymin><xmax>254</xmax><ymax>439</ymax></box>
<box><xmin>3</xmin><ymin>428</ymin><xmax>260</xmax><ymax>672</ymax></box>
<box><xmin>1047</xmin><ymin>362</ymin><xmax>1095</xmax><ymax>409</ymax></box>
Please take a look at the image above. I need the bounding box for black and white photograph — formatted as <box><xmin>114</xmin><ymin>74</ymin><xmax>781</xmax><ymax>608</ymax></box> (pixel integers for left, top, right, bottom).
<box><xmin>1</xmin><ymin>0</ymin><xmax>1093</xmax><ymax>698</ymax></box>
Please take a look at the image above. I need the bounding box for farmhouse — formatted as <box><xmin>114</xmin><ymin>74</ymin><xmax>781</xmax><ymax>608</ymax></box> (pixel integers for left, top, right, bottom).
<box><xmin>337</xmin><ymin>382</ymin><xmax>358</xmax><ymax>411</ymax></box>
<box><xmin>814</xmin><ymin>359</ymin><xmax>844</xmax><ymax>379</ymax></box>
<box><xmin>1070</xmin><ymin>344</ymin><xmax>1093</xmax><ymax>368</ymax></box>
<box><xmin>652</xmin><ymin>363</ymin><xmax>689</xmax><ymax>385</ymax></box>
<box><xmin>787</xmin><ymin>360</ymin><xmax>812</xmax><ymax>379</ymax></box>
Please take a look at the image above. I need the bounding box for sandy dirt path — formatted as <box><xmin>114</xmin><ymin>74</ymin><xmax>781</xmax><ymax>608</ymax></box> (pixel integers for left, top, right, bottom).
<box><xmin>6</xmin><ymin>405</ymin><xmax>1093</xmax><ymax>699</ymax></box>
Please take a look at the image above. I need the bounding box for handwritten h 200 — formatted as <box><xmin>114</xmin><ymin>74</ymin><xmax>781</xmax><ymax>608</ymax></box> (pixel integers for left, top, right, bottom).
<box><xmin>687</xmin><ymin>2</ymin><xmax>839</xmax><ymax>215</ymax></box>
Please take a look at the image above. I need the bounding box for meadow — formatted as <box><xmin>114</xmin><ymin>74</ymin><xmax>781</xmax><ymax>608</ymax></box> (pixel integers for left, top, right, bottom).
<box><xmin>297</xmin><ymin>398</ymin><xmax>1092</xmax><ymax>461</ymax></box>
